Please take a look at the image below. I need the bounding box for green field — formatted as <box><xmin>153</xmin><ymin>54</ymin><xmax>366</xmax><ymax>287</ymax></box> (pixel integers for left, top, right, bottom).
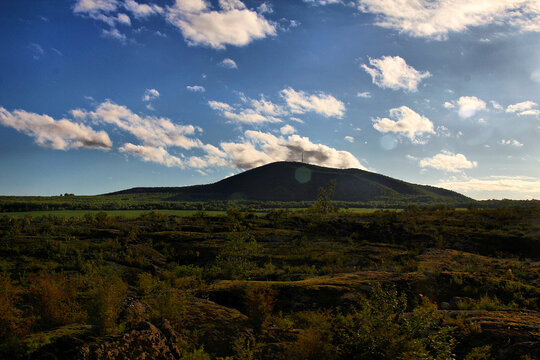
<box><xmin>0</xmin><ymin>207</ymin><xmax>392</xmax><ymax>218</ymax></box>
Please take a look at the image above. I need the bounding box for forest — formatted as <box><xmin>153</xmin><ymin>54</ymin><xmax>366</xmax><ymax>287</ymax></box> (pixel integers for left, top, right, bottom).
<box><xmin>1</xmin><ymin>199</ymin><xmax>539</xmax><ymax>359</ymax></box>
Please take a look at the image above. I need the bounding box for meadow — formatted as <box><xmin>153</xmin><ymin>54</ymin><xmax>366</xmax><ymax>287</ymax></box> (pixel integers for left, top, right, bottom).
<box><xmin>0</xmin><ymin>202</ymin><xmax>539</xmax><ymax>359</ymax></box>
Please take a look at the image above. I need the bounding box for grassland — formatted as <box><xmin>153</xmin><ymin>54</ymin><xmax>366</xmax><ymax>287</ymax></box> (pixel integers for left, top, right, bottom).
<box><xmin>1</xmin><ymin>205</ymin><xmax>539</xmax><ymax>359</ymax></box>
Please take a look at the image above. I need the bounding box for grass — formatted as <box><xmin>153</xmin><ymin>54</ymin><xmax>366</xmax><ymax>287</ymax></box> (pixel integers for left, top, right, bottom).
<box><xmin>0</xmin><ymin>208</ymin><xmax>389</xmax><ymax>218</ymax></box>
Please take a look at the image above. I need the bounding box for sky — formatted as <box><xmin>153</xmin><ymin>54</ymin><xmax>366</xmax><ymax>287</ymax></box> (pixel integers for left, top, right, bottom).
<box><xmin>0</xmin><ymin>0</ymin><xmax>539</xmax><ymax>199</ymax></box>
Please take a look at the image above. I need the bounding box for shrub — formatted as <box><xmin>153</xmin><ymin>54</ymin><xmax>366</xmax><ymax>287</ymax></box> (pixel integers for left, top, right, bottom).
<box><xmin>28</xmin><ymin>272</ymin><xmax>85</xmax><ymax>329</ymax></box>
<box><xmin>85</xmin><ymin>266</ymin><xmax>128</xmax><ymax>335</ymax></box>
<box><xmin>243</xmin><ymin>285</ymin><xmax>277</xmax><ymax>332</ymax></box>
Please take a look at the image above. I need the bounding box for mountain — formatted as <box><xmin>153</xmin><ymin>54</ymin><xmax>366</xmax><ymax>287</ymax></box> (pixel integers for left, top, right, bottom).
<box><xmin>108</xmin><ymin>162</ymin><xmax>471</xmax><ymax>204</ymax></box>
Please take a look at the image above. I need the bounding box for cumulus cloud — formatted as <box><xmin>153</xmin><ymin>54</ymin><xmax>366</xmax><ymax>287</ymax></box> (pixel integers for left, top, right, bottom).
<box><xmin>102</xmin><ymin>28</ymin><xmax>127</xmax><ymax>42</ymax></box>
<box><xmin>419</xmin><ymin>151</ymin><xmax>477</xmax><ymax>172</ymax></box>
<box><xmin>251</xmin><ymin>97</ymin><xmax>287</xmax><ymax>116</ymax></box>
<box><xmin>221</xmin><ymin>130</ymin><xmax>366</xmax><ymax>170</ymax></box>
<box><xmin>123</xmin><ymin>0</ymin><xmax>163</xmax><ymax>18</ymax></box>
<box><xmin>490</xmin><ymin>100</ymin><xmax>503</xmax><ymax>110</ymax></box>
<box><xmin>208</xmin><ymin>100</ymin><xmax>233</xmax><ymax>112</ymax></box>
<box><xmin>372</xmin><ymin>106</ymin><xmax>434</xmax><ymax>142</ymax></box>
<box><xmin>85</xmin><ymin>101</ymin><xmax>202</xmax><ymax>149</ymax></box>
<box><xmin>357</xmin><ymin>91</ymin><xmax>371</xmax><ymax>98</ymax></box>
<box><xmin>500</xmin><ymin>139</ymin><xmax>524</xmax><ymax>147</ymax></box>
<box><xmin>220</xmin><ymin>58</ymin><xmax>238</xmax><ymax>69</ymax></box>
<box><xmin>280</xmin><ymin>124</ymin><xmax>296</xmax><ymax>135</ymax></box>
<box><xmin>355</xmin><ymin>0</ymin><xmax>540</xmax><ymax>40</ymax></box>
<box><xmin>436</xmin><ymin>176</ymin><xmax>540</xmax><ymax>200</ymax></box>
<box><xmin>186</xmin><ymin>85</ymin><xmax>206</xmax><ymax>92</ymax></box>
<box><xmin>443</xmin><ymin>101</ymin><xmax>455</xmax><ymax>109</ymax></box>
<box><xmin>506</xmin><ymin>100</ymin><xmax>539</xmax><ymax>115</ymax></box>
<box><xmin>0</xmin><ymin>107</ymin><xmax>112</xmax><ymax>150</ymax></box>
<box><xmin>119</xmin><ymin>143</ymin><xmax>183</xmax><ymax>167</ymax></box>
<box><xmin>142</xmin><ymin>88</ymin><xmax>160</xmax><ymax>102</ymax></box>
<box><xmin>209</xmin><ymin>95</ymin><xmax>285</xmax><ymax>124</ymax></box>
<box><xmin>304</xmin><ymin>0</ymin><xmax>342</xmax><ymax>5</ymax></box>
<box><xmin>222</xmin><ymin>109</ymin><xmax>281</xmax><ymax>125</ymax></box>
<box><xmin>280</xmin><ymin>87</ymin><xmax>345</xmax><ymax>118</ymax></box>
<box><xmin>344</xmin><ymin>136</ymin><xmax>354</xmax><ymax>143</ymax></box>
<box><xmin>165</xmin><ymin>0</ymin><xmax>276</xmax><ymax>49</ymax></box>
<box><xmin>456</xmin><ymin>96</ymin><xmax>486</xmax><ymax>118</ymax></box>
<box><xmin>73</xmin><ymin>0</ymin><xmax>132</xmax><ymax>27</ymax></box>
<box><xmin>361</xmin><ymin>56</ymin><xmax>430</xmax><ymax>92</ymax></box>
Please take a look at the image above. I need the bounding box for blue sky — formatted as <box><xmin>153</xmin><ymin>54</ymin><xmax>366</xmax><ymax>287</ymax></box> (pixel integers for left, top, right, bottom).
<box><xmin>0</xmin><ymin>0</ymin><xmax>539</xmax><ymax>199</ymax></box>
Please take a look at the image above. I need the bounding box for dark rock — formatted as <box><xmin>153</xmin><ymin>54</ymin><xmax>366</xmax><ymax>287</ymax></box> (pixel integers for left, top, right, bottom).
<box><xmin>78</xmin><ymin>320</ymin><xmax>184</xmax><ymax>360</ymax></box>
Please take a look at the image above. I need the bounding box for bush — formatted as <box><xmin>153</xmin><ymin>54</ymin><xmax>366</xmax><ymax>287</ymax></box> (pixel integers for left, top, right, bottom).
<box><xmin>338</xmin><ymin>284</ymin><xmax>456</xmax><ymax>360</ymax></box>
<box><xmin>84</xmin><ymin>266</ymin><xmax>128</xmax><ymax>335</ymax></box>
<box><xmin>28</xmin><ymin>272</ymin><xmax>85</xmax><ymax>329</ymax></box>
<box><xmin>243</xmin><ymin>285</ymin><xmax>277</xmax><ymax>332</ymax></box>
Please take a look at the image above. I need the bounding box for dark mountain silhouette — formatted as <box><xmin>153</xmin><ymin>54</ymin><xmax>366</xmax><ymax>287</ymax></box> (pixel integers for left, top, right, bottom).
<box><xmin>107</xmin><ymin>161</ymin><xmax>471</xmax><ymax>203</ymax></box>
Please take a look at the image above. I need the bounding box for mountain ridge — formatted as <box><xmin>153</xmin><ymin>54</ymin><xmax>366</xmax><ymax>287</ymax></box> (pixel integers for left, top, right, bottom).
<box><xmin>107</xmin><ymin>161</ymin><xmax>471</xmax><ymax>203</ymax></box>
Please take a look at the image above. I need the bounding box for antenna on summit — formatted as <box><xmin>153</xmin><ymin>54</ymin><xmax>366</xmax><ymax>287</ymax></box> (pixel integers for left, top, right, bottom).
<box><xmin>301</xmin><ymin>151</ymin><xmax>304</xmax><ymax>163</ymax></box>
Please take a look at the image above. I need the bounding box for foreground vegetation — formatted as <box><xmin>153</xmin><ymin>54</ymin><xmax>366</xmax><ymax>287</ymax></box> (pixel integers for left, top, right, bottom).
<box><xmin>1</xmin><ymin>204</ymin><xmax>539</xmax><ymax>359</ymax></box>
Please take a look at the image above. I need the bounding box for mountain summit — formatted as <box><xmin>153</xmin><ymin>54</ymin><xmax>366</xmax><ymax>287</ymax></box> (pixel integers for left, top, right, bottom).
<box><xmin>109</xmin><ymin>162</ymin><xmax>471</xmax><ymax>204</ymax></box>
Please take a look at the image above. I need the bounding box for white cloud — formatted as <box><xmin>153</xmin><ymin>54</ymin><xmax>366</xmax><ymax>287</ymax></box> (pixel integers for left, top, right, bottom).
<box><xmin>344</xmin><ymin>135</ymin><xmax>354</xmax><ymax>143</ymax></box>
<box><xmin>289</xmin><ymin>117</ymin><xmax>304</xmax><ymax>124</ymax></box>
<box><xmin>419</xmin><ymin>151</ymin><xmax>477</xmax><ymax>173</ymax></box>
<box><xmin>142</xmin><ymin>88</ymin><xmax>160</xmax><ymax>102</ymax></box>
<box><xmin>490</xmin><ymin>100</ymin><xmax>503</xmax><ymax>110</ymax></box>
<box><xmin>116</xmin><ymin>12</ymin><xmax>131</xmax><ymax>25</ymax></box>
<box><xmin>304</xmin><ymin>0</ymin><xmax>342</xmax><ymax>5</ymax></box>
<box><xmin>0</xmin><ymin>107</ymin><xmax>112</xmax><ymax>150</ymax></box>
<box><xmin>257</xmin><ymin>2</ymin><xmax>273</xmax><ymax>14</ymax></box>
<box><xmin>280</xmin><ymin>124</ymin><xmax>296</xmax><ymax>135</ymax></box>
<box><xmin>119</xmin><ymin>143</ymin><xmax>184</xmax><ymax>167</ymax></box>
<box><xmin>74</xmin><ymin>0</ymin><xmax>133</xmax><ymax>28</ymax></box>
<box><xmin>372</xmin><ymin>106</ymin><xmax>434</xmax><ymax>141</ymax></box>
<box><xmin>280</xmin><ymin>87</ymin><xmax>345</xmax><ymax>118</ymax></box>
<box><xmin>74</xmin><ymin>0</ymin><xmax>119</xmax><ymax>14</ymax></box>
<box><xmin>506</xmin><ymin>100</ymin><xmax>539</xmax><ymax>115</ymax></box>
<box><xmin>87</xmin><ymin>101</ymin><xmax>202</xmax><ymax>149</ymax></box>
<box><xmin>500</xmin><ymin>139</ymin><xmax>524</xmax><ymax>147</ymax></box>
<box><xmin>186</xmin><ymin>85</ymin><xmax>206</xmax><ymax>92</ymax></box>
<box><xmin>436</xmin><ymin>176</ymin><xmax>540</xmax><ymax>200</ymax></box>
<box><xmin>209</xmin><ymin>95</ymin><xmax>285</xmax><ymax>125</ymax></box>
<box><xmin>357</xmin><ymin>91</ymin><xmax>371</xmax><ymax>98</ymax></box>
<box><xmin>165</xmin><ymin>0</ymin><xmax>276</xmax><ymax>49</ymax></box>
<box><xmin>220</xmin><ymin>58</ymin><xmax>238</xmax><ymax>69</ymax></box>
<box><xmin>443</xmin><ymin>101</ymin><xmax>455</xmax><ymax>109</ymax></box>
<box><xmin>221</xmin><ymin>130</ymin><xmax>366</xmax><ymax>170</ymax></box>
<box><xmin>123</xmin><ymin>0</ymin><xmax>163</xmax><ymax>18</ymax></box>
<box><xmin>250</xmin><ymin>97</ymin><xmax>286</xmax><ymax>116</ymax></box>
<box><xmin>355</xmin><ymin>0</ymin><xmax>540</xmax><ymax>40</ymax></box>
<box><xmin>456</xmin><ymin>96</ymin><xmax>486</xmax><ymax>118</ymax></box>
<box><xmin>222</xmin><ymin>109</ymin><xmax>281</xmax><ymax>125</ymax></box>
<box><xmin>101</xmin><ymin>28</ymin><xmax>127</xmax><ymax>42</ymax></box>
<box><xmin>208</xmin><ymin>100</ymin><xmax>233</xmax><ymax>112</ymax></box>
<box><xmin>361</xmin><ymin>56</ymin><xmax>430</xmax><ymax>92</ymax></box>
